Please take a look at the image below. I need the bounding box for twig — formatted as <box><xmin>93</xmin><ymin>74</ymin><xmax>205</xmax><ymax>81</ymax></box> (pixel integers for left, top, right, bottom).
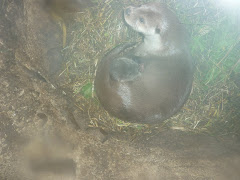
<box><xmin>229</xmin><ymin>58</ymin><xmax>240</xmax><ymax>75</ymax></box>
<box><xmin>217</xmin><ymin>37</ymin><xmax>240</xmax><ymax>65</ymax></box>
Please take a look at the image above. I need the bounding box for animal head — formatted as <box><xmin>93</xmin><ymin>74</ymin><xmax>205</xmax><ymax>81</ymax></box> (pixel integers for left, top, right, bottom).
<box><xmin>124</xmin><ymin>2</ymin><xmax>178</xmax><ymax>36</ymax></box>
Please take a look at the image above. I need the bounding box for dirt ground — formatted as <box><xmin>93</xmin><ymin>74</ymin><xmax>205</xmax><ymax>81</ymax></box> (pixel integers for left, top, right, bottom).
<box><xmin>0</xmin><ymin>0</ymin><xmax>240</xmax><ymax>179</ymax></box>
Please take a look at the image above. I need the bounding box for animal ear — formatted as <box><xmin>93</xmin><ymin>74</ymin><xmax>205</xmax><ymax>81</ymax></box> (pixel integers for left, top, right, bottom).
<box><xmin>155</xmin><ymin>27</ymin><xmax>161</xmax><ymax>34</ymax></box>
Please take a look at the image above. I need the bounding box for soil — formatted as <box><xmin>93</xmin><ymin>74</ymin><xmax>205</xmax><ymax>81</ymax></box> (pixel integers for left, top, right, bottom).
<box><xmin>0</xmin><ymin>0</ymin><xmax>240</xmax><ymax>179</ymax></box>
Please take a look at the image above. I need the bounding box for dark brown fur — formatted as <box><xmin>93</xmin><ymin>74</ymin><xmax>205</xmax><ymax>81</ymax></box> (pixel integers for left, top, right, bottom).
<box><xmin>95</xmin><ymin>3</ymin><xmax>194</xmax><ymax>123</ymax></box>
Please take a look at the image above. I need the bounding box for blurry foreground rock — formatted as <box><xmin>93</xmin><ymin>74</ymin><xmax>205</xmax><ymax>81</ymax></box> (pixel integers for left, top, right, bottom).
<box><xmin>0</xmin><ymin>0</ymin><xmax>240</xmax><ymax>179</ymax></box>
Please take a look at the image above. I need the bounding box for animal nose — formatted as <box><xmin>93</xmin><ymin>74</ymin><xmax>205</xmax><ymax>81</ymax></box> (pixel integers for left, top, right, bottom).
<box><xmin>125</xmin><ymin>7</ymin><xmax>131</xmax><ymax>16</ymax></box>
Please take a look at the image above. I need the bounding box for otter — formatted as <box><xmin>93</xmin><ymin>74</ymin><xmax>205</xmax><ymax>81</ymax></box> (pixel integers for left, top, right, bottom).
<box><xmin>95</xmin><ymin>2</ymin><xmax>195</xmax><ymax>124</ymax></box>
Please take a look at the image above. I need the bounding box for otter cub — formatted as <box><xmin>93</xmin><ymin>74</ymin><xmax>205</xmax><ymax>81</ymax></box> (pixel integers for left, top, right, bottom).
<box><xmin>95</xmin><ymin>2</ymin><xmax>194</xmax><ymax>124</ymax></box>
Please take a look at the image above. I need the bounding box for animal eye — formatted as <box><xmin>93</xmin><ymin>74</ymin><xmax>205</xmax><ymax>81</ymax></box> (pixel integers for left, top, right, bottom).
<box><xmin>155</xmin><ymin>27</ymin><xmax>161</xmax><ymax>34</ymax></box>
<box><xmin>139</xmin><ymin>17</ymin><xmax>145</xmax><ymax>23</ymax></box>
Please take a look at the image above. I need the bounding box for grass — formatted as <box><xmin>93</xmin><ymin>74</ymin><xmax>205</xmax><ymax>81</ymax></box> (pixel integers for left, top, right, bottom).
<box><xmin>170</xmin><ymin>0</ymin><xmax>240</xmax><ymax>136</ymax></box>
<box><xmin>60</xmin><ymin>0</ymin><xmax>240</xmax><ymax>136</ymax></box>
